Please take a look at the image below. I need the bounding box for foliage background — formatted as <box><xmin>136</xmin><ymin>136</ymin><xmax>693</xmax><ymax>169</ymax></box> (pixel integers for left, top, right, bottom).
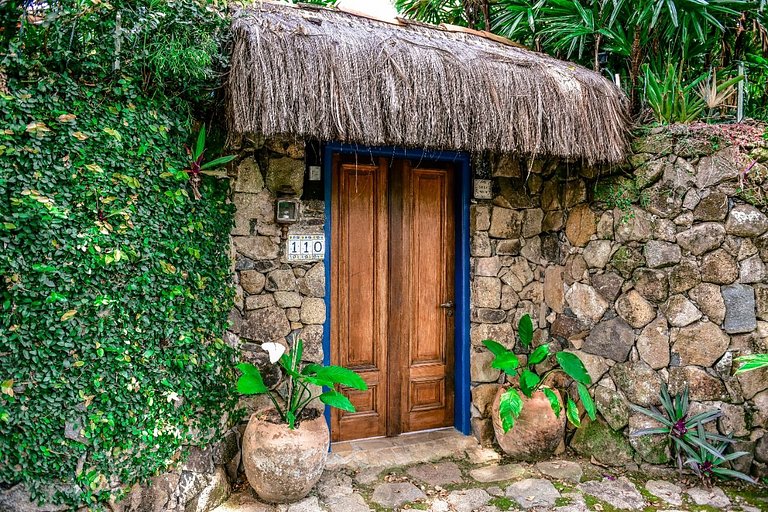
<box><xmin>392</xmin><ymin>0</ymin><xmax>768</xmax><ymax>122</ymax></box>
<box><xmin>0</xmin><ymin>0</ymin><xmax>238</xmax><ymax>507</ymax></box>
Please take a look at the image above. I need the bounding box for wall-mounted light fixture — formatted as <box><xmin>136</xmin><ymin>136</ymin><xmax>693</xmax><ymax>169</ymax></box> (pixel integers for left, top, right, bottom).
<box><xmin>275</xmin><ymin>186</ymin><xmax>301</xmax><ymax>240</ymax></box>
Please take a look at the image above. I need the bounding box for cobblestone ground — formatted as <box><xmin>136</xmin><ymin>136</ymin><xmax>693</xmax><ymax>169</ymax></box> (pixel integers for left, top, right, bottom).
<box><xmin>213</xmin><ymin>446</ymin><xmax>768</xmax><ymax>512</ymax></box>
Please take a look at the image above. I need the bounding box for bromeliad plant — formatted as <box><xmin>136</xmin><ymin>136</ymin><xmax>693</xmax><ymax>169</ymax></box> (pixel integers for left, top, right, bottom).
<box><xmin>236</xmin><ymin>338</ymin><xmax>368</xmax><ymax>429</ymax></box>
<box><xmin>483</xmin><ymin>314</ymin><xmax>595</xmax><ymax>433</ymax></box>
<box><xmin>681</xmin><ymin>424</ymin><xmax>756</xmax><ymax>485</ymax></box>
<box><xmin>186</xmin><ymin>125</ymin><xmax>236</xmax><ymax>199</ymax></box>
<box><xmin>629</xmin><ymin>384</ymin><xmax>744</xmax><ymax>475</ymax></box>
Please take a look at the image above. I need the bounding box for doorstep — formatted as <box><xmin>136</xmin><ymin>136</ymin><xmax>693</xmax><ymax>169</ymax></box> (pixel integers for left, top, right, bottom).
<box><xmin>326</xmin><ymin>428</ymin><xmax>481</xmax><ymax>470</ymax></box>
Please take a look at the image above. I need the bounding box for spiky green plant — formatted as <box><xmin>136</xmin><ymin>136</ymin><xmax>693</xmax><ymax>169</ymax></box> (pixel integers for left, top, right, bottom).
<box><xmin>629</xmin><ymin>384</ymin><xmax>734</xmax><ymax>471</ymax></box>
<box><xmin>682</xmin><ymin>424</ymin><xmax>756</xmax><ymax>485</ymax></box>
<box><xmin>734</xmin><ymin>354</ymin><xmax>768</xmax><ymax>374</ymax></box>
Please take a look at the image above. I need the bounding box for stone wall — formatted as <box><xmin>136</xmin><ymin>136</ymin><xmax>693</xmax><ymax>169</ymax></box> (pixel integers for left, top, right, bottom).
<box><xmin>226</xmin><ymin>129</ymin><xmax>768</xmax><ymax>478</ymax></box>
<box><xmin>227</xmin><ymin>135</ymin><xmax>327</xmax><ymax>415</ymax></box>
<box><xmin>0</xmin><ymin>429</ymin><xmax>241</xmax><ymax>512</ymax></box>
<box><xmin>468</xmin><ymin>128</ymin><xmax>768</xmax><ymax>477</ymax></box>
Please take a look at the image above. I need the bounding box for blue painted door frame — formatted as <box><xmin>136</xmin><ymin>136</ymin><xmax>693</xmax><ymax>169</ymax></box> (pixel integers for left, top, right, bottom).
<box><xmin>321</xmin><ymin>142</ymin><xmax>472</xmax><ymax>437</ymax></box>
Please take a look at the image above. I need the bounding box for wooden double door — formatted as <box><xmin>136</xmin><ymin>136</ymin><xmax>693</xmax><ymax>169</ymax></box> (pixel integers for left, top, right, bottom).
<box><xmin>331</xmin><ymin>155</ymin><xmax>456</xmax><ymax>442</ymax></box>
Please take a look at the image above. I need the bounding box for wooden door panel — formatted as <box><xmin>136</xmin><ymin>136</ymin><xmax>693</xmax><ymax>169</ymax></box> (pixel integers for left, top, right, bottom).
<box><xmin>402</xmin><ymin>163</ymin><xmax>456</xmax><ymax>433</ymax></box>
<box><xmin>331</xmin><ymin>158</ymin><xmax>388</xmax><ymax>442</ymax></box>
<box><xmin>332</xmin><ymin>156</ymin><xmax>456</xmax><ymax>441</ymax></box>
<box><xmin>412</xmin><ymin>171</ymin><xmax>447</xmax><ymax>364</ymax></box>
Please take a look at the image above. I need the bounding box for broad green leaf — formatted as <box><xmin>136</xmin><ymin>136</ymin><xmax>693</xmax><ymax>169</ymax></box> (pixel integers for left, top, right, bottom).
<box><xmin>499</xmin><ymin>388</ymin><xmax>523</xmax><ymax>433</ymax></box>
<box><xmin>528</xmin><ymin>344</ymin><xmax>549</xmax><ymax>365</ymax></box>
<box><xmin>301</xmin><ymin>363</ymin><xmax>322</xmax><ymax>375</ymax></box>
<box><xmin>518</xmin><ymin>314</ymin><xmax>533</xmax><ymax>347</ymax></box>
<box><xmin>236</xmin><ymin>374</ymin><xmax>268</xmax><ymax>395</ymax></box>
<box><xmin>542</xmin><ymin>387</ymin><xmax>561</xmax><ymax>418</ymax></box>
<box><xmin>279</xmin><ymin>353</ymin><xmax>300</xmax><ymax>376</ymax></box>
<box><xmin>491</xmin><ymin>352</ymin><xmax>519</xmax><ymax>373</ymax></box>
<box><xmin>519</xmin><ymin>369</ymin><xmax>540</xmax><ymax>397</ymax></box>
<box><xmin>566</xmin><ymin>397</ymin><xmax>581</xmax><ymax>427</ymax></box>
<box><xmin>236</xmin><ymin>362</ymin><xmax>261</xmax><ymax>377</ymax></box>
<box><xmin>577</xmin><ymin>382</ymin><xmax>596</xmax><ymax>420</ymax></box>
<box><xmin>236</xmin><ymin>363</ymin><xmax>268</xmax><ymax>394</ymax></box>
<box><xmin>556</xmin><ymin>351</ymin><xmax>591</xmax><ymax>385</ymax></box>
<box><xmin>482</xmin><ymin>339</ymin><xmax>508</xmax><ymax>357</ymax></box>
<box><xmin>319</xmin><ymin>390</ymin><xmax>356</xmax><ymax>412</ymax></box>
<box><xmin>310</xmin><ymin>366</ymin><xmax>368</xmax><ymax>390</ymax></box>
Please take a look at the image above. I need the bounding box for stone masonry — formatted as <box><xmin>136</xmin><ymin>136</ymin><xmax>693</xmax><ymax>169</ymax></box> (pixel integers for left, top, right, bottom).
<box><xmin>468</xmin><ymin>129</ymin><xmax>768</xmax><ymax>479</ymax></box>
<box><xmin>226</xmin><ymin>130</ymin><xmax>768</xmax><ymax>480</ymax></box>
<box><xmin>228</xmin><ymin>134</ymin><xmax>328</xmax><ymax>418</ymax></box>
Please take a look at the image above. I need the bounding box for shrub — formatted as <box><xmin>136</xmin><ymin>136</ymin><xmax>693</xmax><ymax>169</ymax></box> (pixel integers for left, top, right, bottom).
<box><xmin>0</xmin><ymin>72</ymin><xmax>237</xmax><ymax>507</ymax></box>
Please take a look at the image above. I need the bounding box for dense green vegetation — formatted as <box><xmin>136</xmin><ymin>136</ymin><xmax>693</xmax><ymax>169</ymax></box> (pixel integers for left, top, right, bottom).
<box><xmin>394</xmin><ymin>0</ymin><xmax>768</xmax><ymax>122</ymax></box>
<box><xmin>0</xmin><ymin>1</ymin><xmax>237</xmax><ymax>507</ymax></box>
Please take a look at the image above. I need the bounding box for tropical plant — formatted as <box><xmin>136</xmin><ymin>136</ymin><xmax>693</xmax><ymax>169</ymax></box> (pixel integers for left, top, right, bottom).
<box><xmin>629</xmin><ymin>384</ymin><xmax>735</xmax><ymax>471</ymax></box>
<box><xmin>396</xmin><ymin>0</ymin><xmax>768</xmax><ymax>119</ymax></box>
<box><xmin>236</xmin><ymin>338</ymin><xmax>368</xmax><ymax>429</ymax></box>
<box><xmin>643</xmin><ymin>63</ymin><xmax>744</xmax><ymax>123</ymax></box>
<box><xmin>682</xmin><ymin>424</ymin><xmax>756</xmax><ymax>485</ymax></box>
<box><xmin>734</xmin><ymin>353</ymin><xmax>768</xmax><ymax>374</ymax></box>
<box><xmin>395</xmin><ymin>0</ymin><xmax>475</xmax><ymax>26</ymax></box>
<box><xmin>482</xmin><ymin>314</ymin><xmax>595</xmax><ymax>433</ymax></box>
<box><xmin>186</xmin><ymin>125</ymin><xmax>236</xmax><ymax>199</ymax></box>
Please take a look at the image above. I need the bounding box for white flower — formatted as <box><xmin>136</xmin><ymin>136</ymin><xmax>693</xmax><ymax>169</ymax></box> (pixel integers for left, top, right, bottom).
<box><xmin>261</xmin><ymin>342</ymin><xmax>286</xmax><ymax>364</ymax></box>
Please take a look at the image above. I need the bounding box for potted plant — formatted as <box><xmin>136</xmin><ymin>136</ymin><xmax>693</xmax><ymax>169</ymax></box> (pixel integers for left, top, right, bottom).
<box><xmin>236</xmin><ymin>338</ymin><xmax>367</xmax><ymax>503</ymax></box>
<box><xmin>482</xmin><ymin>314</ymin><xmax>595</xmax><ymax>460</ymax></box>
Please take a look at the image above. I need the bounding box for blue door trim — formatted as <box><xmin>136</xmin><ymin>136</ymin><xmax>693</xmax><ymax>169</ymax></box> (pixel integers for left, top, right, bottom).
<box><xmin>321</xmin><ymin>143</ymin><xmax>471</xmax><ymax>436</ymax></box>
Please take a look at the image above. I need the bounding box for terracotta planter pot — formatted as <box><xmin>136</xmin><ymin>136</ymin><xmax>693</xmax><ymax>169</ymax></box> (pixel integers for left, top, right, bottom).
<box><xmin>242</xmin><ymin>412</ymin><xmax>329</xmax><ymax>503</ymax></box>
<box><xmin>491</xmin><ymin>386</ymin><xmax>566</xmax><ymax>461</ymax></box>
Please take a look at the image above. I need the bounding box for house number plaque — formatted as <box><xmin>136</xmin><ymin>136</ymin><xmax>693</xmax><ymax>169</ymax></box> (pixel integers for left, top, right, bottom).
<box><xmin>287</xmin><ymin>234</ymin><xmax>326</xmax><ymax>261</ymax></box>
<box><xmin>473</xmin><ymin>179</ymin><xmax>492</xmax><ymax>200</ymax></box>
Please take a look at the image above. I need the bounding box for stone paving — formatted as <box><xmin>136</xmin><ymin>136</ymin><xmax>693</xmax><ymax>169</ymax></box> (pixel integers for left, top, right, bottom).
<box><xmin>213</xmin><ymin>445</ymin><xmax>768</xmax><ymax>512</ymax></box>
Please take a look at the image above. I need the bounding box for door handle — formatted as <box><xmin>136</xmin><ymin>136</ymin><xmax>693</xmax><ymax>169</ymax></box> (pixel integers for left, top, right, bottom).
<box><xmin>440</xmin><ymin>300</ymin><xmax>454</xmax><ymax>317</ymax></box>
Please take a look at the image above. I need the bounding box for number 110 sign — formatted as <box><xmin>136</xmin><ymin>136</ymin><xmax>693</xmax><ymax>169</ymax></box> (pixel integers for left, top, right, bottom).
<box><xmin>287</xmin><ymin>234</ymin><xmax>326</xmax><ymax>261</ymax></box>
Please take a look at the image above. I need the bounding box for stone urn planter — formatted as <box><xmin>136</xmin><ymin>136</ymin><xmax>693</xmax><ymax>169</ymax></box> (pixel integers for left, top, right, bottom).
<box><xmin>491</xmin><ymin>386</ymin><xmax>566</xmax><ymax>461</ymax></box>
<box><xmin>241</xmin><ymin>411</ymin><xmax>330</xmax><ymax>503</ymax></box>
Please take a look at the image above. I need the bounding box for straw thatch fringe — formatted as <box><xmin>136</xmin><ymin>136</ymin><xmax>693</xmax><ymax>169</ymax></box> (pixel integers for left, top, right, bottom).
<box><xmin>228</xmin><ymin>2</ymin><xmax>630</xmax><ymax>164</ymax></box>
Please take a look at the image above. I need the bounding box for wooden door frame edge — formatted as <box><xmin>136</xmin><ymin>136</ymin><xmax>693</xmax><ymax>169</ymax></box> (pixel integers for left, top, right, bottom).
<box><xmin>321</xmin><ymin>142</ymin><xmax>472</xmax><ymax>441</ymax></box>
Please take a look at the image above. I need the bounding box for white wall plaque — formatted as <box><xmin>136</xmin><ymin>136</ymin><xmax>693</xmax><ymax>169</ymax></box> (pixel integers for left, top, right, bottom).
<box><xmin>287</xmin><ymin>234</ymin><xmax>326</xmax><ymax>261</ymax></box>
<box><xmin>474</xmin><ymin>179</ymin><xmax>492</xmax><ymax>200</ymax></box>
<box><xmin>309</xmin><ymin>165</ymin><xmax>322</xmax><ymax>181</ymax></box>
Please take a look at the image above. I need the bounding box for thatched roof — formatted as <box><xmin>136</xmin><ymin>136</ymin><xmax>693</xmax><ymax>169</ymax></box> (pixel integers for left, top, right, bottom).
<box><xmin>228</xmin><ymin>2</ymin><xmax>629</xmax><ymax>164</ymax></box>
